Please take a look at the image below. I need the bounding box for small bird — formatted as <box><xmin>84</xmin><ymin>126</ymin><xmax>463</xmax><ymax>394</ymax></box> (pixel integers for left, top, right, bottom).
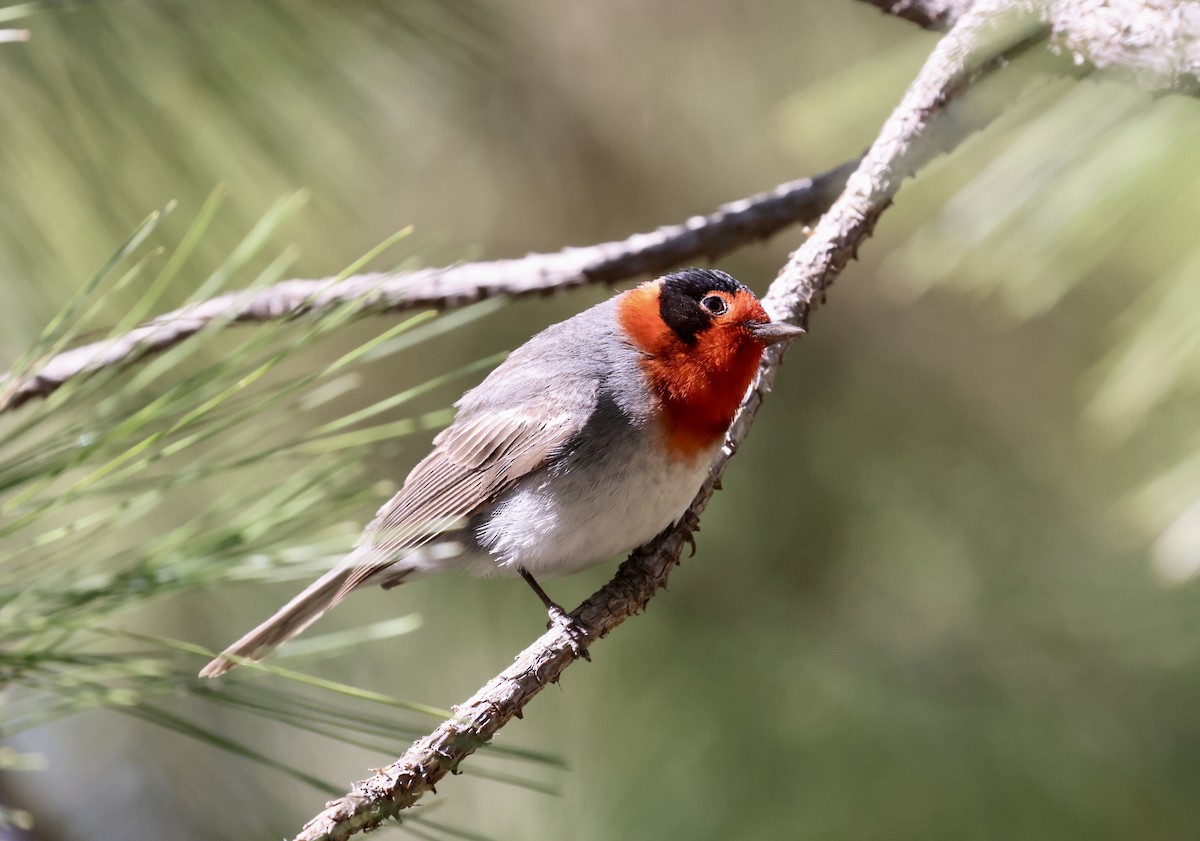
<box><xmin>200</xmin><ymin>268</ymin><xmax>801</xmax><ymax>677</ymax></box>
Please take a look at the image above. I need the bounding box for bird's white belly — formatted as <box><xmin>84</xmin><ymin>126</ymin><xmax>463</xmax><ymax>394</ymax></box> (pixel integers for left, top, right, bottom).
<box><xmin>468</xmin><ymin>441</ymin><xmax>716</xmax><ymax>577</ymax></box>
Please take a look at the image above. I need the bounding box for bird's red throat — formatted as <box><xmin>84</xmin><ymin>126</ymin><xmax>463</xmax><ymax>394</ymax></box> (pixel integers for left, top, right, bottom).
<box><xmin>617</xmin><ymin>284</ymin><xmax>764</xmax><ymax>461</ymax></box>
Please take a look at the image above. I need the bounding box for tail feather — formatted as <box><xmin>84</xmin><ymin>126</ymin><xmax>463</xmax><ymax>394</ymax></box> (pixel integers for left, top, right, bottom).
<box><xmin>199</xmin><ymin>556</ymin><xmax>385</xmax><ymax>678</ymax></box>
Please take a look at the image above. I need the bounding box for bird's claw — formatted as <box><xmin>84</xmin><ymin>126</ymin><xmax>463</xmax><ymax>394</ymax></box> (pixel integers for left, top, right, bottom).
<box><xmin>546</xmin><ymin>604</ymin><xmax>591</xmax><ymax>662</ymax></box>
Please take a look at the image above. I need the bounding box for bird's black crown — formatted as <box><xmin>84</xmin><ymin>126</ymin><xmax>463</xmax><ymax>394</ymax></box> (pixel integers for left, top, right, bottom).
<box><xmin>658</xmin><ymin>268</ymin><xmax>748</xmax><ymax>345</ymax></box>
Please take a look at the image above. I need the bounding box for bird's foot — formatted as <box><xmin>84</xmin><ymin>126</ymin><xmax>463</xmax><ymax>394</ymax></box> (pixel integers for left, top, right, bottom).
<box><xmin>518</xmin><ymin>565</ymin><xmax>591</xmax><ymax>661</ymax></box>
<box><xmin>546</xmin><ymin>603</ymin><xmax>591</xmax><ymax>662</ymax></box>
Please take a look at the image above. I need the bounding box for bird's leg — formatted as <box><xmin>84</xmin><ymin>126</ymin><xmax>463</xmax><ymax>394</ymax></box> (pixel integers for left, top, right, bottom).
<box><xmin>518</xmin><ymin>567</ymin><xmax>590</xmax><ymax>661</ymax></box>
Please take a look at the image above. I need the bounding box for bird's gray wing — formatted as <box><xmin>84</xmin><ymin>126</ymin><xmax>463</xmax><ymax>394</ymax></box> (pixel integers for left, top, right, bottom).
<box><xmin>334</xmin><ymin>380</ymin><xmax>600</xmax><ymax>595</ymax></box>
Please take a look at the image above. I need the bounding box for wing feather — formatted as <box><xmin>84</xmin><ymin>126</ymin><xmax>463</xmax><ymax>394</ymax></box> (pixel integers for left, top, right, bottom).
<box><xmin>334</xmin><ymin>381</ymin><xmax>599</xmax><ymax>594</ymax></box>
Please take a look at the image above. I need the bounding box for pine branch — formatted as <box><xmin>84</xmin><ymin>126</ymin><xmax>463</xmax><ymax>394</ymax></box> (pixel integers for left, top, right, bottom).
<box><xmin>0</xmin><ymin>163</ymin><xmax>855</xmax><ymax>416</ymax></box>
<box><xmin>291</xmin><ymin>3</ymin><xmax>1047</xmax><ymax>840</ymax></box>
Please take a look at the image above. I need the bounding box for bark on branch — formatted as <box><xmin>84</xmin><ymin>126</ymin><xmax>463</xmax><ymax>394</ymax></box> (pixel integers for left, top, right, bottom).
<box><xmin>291</xmin><ymin>3</ymin><xmax>1045</xmax><ymax>839</ymax></box>
<box><xmin>0</xmin><ymin>163</ymin><xmax>855</xmax><ymax>416</ymax></box>
<box><xmin>863</xmin><ymin>0</ymin><xmax>1200</xmax><ymax>93</ymax></box>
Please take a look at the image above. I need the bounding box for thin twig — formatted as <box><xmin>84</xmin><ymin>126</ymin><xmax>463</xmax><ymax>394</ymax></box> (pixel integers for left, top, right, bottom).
<box><xmin>0</xmin><ymin>162</ymin><xmax>856</xmax><ymax>415</ymax></box>
<box><xmin>291</xmin><ymin>3</ymin><xmax>1047</xmax><ymax>840</ymax></box>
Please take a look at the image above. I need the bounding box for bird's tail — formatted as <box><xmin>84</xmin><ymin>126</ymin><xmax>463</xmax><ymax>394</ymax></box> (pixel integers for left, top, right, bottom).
<box><xmin>199</xmin><ymin>552</ymin><xmax>404</xmax><ymax>678</ymax></box>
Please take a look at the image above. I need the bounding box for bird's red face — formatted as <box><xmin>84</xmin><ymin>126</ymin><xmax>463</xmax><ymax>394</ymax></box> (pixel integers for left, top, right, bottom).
<box><xmin>617</xmin><ymin>269</ymin><xmax>802</xmax><ymax>460</ymax></box>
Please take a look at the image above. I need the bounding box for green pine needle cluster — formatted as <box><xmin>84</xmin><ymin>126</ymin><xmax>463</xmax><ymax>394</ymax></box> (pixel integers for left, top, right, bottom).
<box><xmin>0</xmin><ymin>195</ymin><xmax>555</xmax><ymax>809</ymax></box>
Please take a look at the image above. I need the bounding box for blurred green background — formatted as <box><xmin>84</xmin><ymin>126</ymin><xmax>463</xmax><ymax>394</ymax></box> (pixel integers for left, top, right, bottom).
<box><xmin>3</xmin><ymin>2</ymin><xmax>1200</xmax><ymax>840</ymax></box>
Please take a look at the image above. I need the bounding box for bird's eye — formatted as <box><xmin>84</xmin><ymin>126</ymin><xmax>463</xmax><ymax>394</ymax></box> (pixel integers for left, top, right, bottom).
<box><xmin>700</xmin><ymin>295</ymin><xmax>727</xmax><ymax>315</ymax></box>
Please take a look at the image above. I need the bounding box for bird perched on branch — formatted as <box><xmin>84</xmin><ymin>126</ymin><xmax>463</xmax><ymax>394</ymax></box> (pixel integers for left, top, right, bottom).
<box><xmin>200</xmin><ymin>268</ymin><xmax>802</xmax><ymax>677</ymax></box>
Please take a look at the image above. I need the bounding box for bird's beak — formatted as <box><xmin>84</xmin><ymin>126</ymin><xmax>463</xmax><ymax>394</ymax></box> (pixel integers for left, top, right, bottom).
<box><xmin>747</xmin><ymin>320</ymin><xmax>805</xmax><ymax>346</ymax></box>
